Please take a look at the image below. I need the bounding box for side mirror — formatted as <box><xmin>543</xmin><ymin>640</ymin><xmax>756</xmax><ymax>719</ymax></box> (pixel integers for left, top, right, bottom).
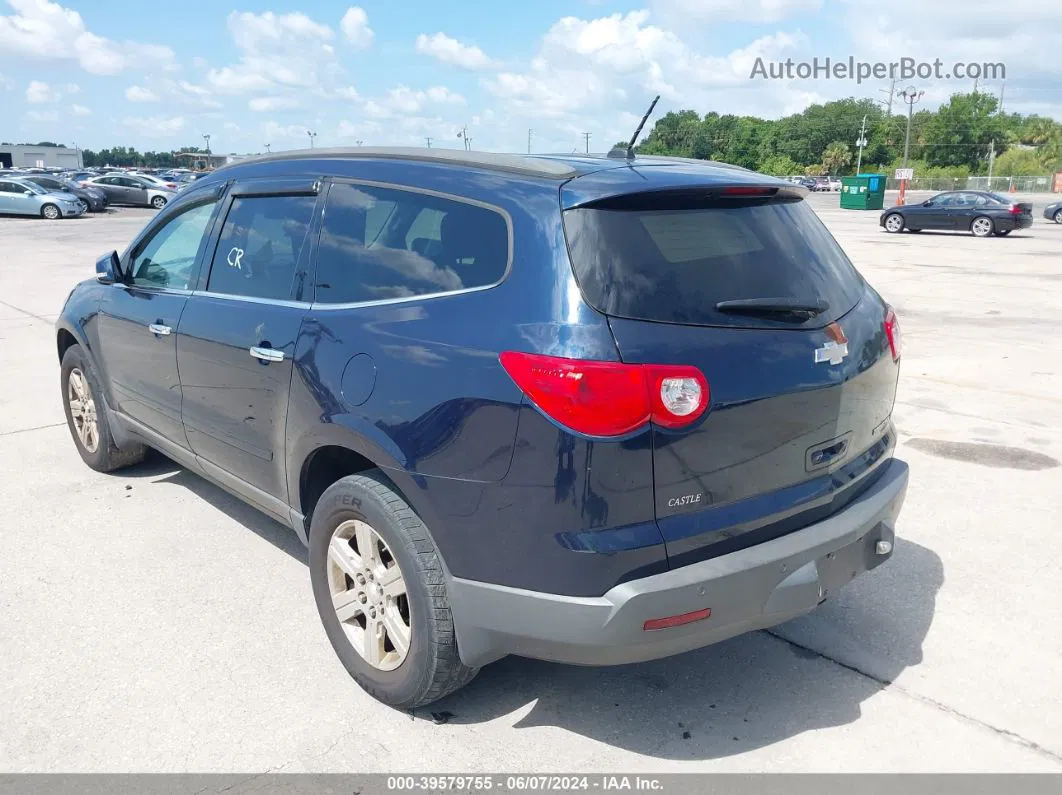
<box><xmin>95</xmin><ymin>251</ymin><xmax>123</xmax><ymax>284</ymax></box>
<box><xmin>24</xmin><ymin>190</ymin><xmax>35</xmax><ymax>196</ymax></box>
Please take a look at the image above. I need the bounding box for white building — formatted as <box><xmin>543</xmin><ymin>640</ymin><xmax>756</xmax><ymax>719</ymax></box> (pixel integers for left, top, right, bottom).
<box><xmin>0</xmin><ymin>144</ymin><xmax>83</xmax><ymax>170</ymax></box>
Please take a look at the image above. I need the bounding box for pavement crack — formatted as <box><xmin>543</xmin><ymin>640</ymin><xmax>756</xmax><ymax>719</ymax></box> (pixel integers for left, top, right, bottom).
<box><xmin>762</xmin><ymin>629</ymin><xmax>1062</xmax><ymax>766</ymax></box>
<box><xmin>0</xmin><ymin>299</ymin><xmax>54</xmax><ymax>325</ymax></box>
<box><xmin>0</xmin><ymin>422</ymin><xmax>66</xmax><ymax>437</ymax></box>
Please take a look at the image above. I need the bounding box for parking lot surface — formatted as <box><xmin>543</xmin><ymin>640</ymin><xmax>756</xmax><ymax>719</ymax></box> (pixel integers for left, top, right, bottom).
<box><xmin>1</xmin><ymin>195</ymin><xmax>1061</xmax><ymax>773</ymax></box>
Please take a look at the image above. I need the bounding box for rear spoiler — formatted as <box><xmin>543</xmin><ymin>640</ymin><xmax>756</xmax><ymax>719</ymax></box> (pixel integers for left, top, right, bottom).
<box><xmin>563</xmin><ymin>183</ymin><xmax>808</xmax><ymax>211</ymax></box>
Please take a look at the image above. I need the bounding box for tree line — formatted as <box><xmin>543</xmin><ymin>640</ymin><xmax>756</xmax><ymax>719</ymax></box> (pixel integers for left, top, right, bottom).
<box><xmin>633</xmin><ymin>92</ymin><xmax>1062</xmax><ymax>179</ymax></box>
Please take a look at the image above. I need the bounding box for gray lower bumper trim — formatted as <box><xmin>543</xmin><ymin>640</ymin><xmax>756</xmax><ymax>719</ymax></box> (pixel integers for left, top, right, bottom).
<box><xmin>449</xmin><ymin>458</ymin><xmax>909</xmax><ymax>668</ymax></box>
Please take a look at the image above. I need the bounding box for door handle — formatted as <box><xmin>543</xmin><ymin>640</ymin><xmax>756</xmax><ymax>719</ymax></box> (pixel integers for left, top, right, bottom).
<box><xmin>249</xmin><ymin>346</ymin><xmax>285</xmax><ymax>363</ymax></box>
<box><xmin>147</xmin><ymin>323</ymin><xmax>172</xmax><ymax>336</ymax></box>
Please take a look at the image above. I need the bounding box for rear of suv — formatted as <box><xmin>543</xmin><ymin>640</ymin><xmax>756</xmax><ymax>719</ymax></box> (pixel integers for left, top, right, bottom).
<box><xmin>56</xmin><ymin>147</ymin><xmax>908</xmax><ymax>708</ymax></box>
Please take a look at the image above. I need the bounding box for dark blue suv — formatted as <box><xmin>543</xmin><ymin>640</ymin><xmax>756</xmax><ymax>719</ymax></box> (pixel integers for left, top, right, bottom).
<box><xmin>56</xmin><ymin>147</ymin><xmax>908</xmax><ymax>708</ymax></box>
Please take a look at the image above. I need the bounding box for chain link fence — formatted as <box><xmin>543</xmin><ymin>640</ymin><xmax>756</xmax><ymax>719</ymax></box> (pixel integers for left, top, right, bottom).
<box><xmin>882</xmin><ymin>175</ymin><xmax>1057</xmax><ymax>193</ymax></box>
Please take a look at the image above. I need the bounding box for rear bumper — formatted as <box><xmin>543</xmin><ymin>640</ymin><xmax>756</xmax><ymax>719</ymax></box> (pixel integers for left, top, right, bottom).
<box><xmin>998</xmin><ymin>215</ymin><xmax>1033</xmax><ymax>231</ymax></box>
<box><xmin>450</xmin><ymin>458</ymin><xmax>908</xmax><ymax>668</ymax></box>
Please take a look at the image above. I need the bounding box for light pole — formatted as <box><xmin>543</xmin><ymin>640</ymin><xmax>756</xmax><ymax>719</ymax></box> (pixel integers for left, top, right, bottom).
<box><xmin>203</xmin><ymin>134</ymin><xmax>211</xmax><ymax>154</ymax></box>
<box><xmin>899</xmin><ymin>86</ymin><xmax>923</xmax><ymax>171</ymax></box>
<box><xmin>264</xmin><ymin>143</ymin><xmax>271</xmax><ymax>153</ymax></box>
<box><xmin>855</xmin><ymin>115</ymin><xmax>868</xmax><ymax>175</ymax></box>
<box><xmin>307</xmin><ymin>130</ymin><xmax>317</xmax><ymax>149</ymax></box>
<box><xmin>582</xmin><ymin>132</ymin><xmax>591</xmax><ymax>154</ymax></box>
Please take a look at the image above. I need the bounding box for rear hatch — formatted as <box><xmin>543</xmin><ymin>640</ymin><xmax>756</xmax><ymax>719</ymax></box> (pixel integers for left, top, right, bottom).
<box><xmin>562</xmin><ymin>178</ymin><xmax>900</xmax><ymax>568</ymax></box>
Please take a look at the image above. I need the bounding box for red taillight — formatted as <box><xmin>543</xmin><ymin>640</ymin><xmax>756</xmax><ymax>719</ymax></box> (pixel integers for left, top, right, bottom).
<box><xmin>884</xmin><ymin>306</ymin><xmax>901</xmax><ymax>362</ymax></box>
<box><xmin>499</xmin><ymin>352</ymin><xmax>710</xmax><ymax>438</ymax></box>
<box><xmin>643</xmin><ymin>608</ymin><xmax>711</xmax><ymax>631</ymax></box>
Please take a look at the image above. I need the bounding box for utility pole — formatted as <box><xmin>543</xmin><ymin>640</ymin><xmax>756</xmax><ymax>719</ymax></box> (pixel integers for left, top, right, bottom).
<box><xmin>458</xmin><ymin>126</ymin><xmax>469</xmax><ymax>151</ymax></box>
<box><xmin>306</xmin><ymin>130</ymin><xmax>317</xmax><ymax>149</ymax></box>
<box><xmin>998</xmin><ymin>81</ymin><xmax>1006</xmax><ymax>115</ymax></box>
<box><xmin>899</xmin><ymin>86</ymin><xmax>924</xmax><ymax>170</ymax></box>
<box><xmin>855</xmin><ymin>114</ymin><xmax>869</xmax><ymax>175</ymax></box>
<box><xmin>880</xmin><ymin>79</ymin><xmax>897</xmax><ymax>117</ymax></box>
<box><xmin>582</xmin><ymin>132</ymin><xmax>591</xmax><ymax>154</ymax></box>
<box><xmin>425</xmin><ymin>137</ymin><xmax>432</xmax><ymax>148</ymax></box>
<box><xmin>528</xmin><ymin>128</ymin><xmax>532</xmax><ymax>154</ymax></box>
<box><xmin>973</xmin><ymin>75</ymin><xmax>979</xmax><ymax>94</ymax></box>
<box><xmin>987</xmin><ymin>139</ymin><xmax>996</xmax><ymax>181</ymax></box>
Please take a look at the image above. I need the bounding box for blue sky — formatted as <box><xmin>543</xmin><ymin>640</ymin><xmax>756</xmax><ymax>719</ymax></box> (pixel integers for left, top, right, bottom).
<box><xmin>1</xmin><ymin>0</ymin><xmax>1058</xmax><ymax>154</ymax></box>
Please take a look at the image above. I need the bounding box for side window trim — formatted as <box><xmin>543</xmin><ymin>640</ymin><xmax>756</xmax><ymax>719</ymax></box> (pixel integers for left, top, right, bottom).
<box><xmin>123</xmin><ymin>184</ymin><xmax>230</xmax><ymax>294</ymax></box>
<box><xmin>309</xmin><ymin>177</ymin><xmax>514</xmax><ymax>308</ymax></box>
<box><xmin>196</xmin><ymin>179</ymin><xmax>323</xmax><ymax>301</ymax></box>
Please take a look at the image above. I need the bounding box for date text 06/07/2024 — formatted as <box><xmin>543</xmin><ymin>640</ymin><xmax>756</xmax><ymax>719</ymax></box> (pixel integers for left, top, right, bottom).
<box><xmin>385</xmin><ymin>775</ymin><xmax>666</xmax><ymax>791</ymax></box>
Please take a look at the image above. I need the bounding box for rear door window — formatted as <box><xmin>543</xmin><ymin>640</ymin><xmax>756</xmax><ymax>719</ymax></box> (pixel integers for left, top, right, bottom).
<box><xmin>563</xmin><ymin>193</ymin><xmax>865</xmax><ymax>328</ymax></box>
<box><xmin>206</xmin><ymin>194</ymin><xmax>317</xmax><ymax>301</ymax></box>
<box><xmin>313</xmin><ymin>182</ymin><xmax>510</xmax><ymax>304</ymax></box>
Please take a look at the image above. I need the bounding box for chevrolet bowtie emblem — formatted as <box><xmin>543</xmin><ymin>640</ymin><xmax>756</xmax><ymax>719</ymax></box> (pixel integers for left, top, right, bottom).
<box><xmin>815</xmin><ymin>322</ymin><xmax>849</xmax><ymax>365</ymax></box>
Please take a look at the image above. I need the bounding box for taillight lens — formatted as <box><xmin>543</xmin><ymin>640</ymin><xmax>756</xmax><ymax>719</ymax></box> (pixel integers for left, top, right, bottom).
<box><xmin>884</xmin><ymin>306</ymin><xmax>901</xmax><ymax>361</ymax></box>
<box><xmin>1009</xmin><ymin>204</ymin><xmax>1021</xmax><ymax>215</ymax></box>
<box><xmin>499</xmin><ymin>352</ymin><xmax>709</xmax><ymax>438</ymax></box>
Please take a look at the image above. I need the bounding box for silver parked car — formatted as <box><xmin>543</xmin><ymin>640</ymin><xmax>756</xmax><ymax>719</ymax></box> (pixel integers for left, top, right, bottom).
<box><xmin>0</xmin><ymin>176</ymin><xmax>86</xmax><ymax>219</ymax></box>
<box><xmin>82</xmin><ymin>174</ymin><xmax>175</xmax><ymax>209</ymax></box>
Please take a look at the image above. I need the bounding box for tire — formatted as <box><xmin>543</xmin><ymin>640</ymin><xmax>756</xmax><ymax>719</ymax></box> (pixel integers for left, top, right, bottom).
<box><xmin>883</xmin><ymin>213</ymin><xmax>904</xmax><ymax>233</ymax></box>
<box><xmin>151</xmin><ymin>195</ymin><xmax>168</xmax><ymax>209</ymax></box>
<box><xmin>1054</xmin><ymin>209</ymin><xmax>1062</xmax><ymax>224</ymax></box>
<box><xmin>60</xmin><ymin>345</ymin><xmax>148</xmax><ymax>472</ymax></box>
<box><xmin>309</xmin><ymin>471</ymin><xmax>478</xmax><ymax>708</ymax></box>
<box><xmin>41</xmin><ymin>203</ymin><xmax>60</xmax><ymax>220</ymax></box>
<box><xmin>994</xmin><ymin>229</ymin><xmax>1011</xmax><ymax>237</ymax></box>
<box><xmin>971</xmin><ymin>216</ymin><xmax>994</xmax><ymax>237</ymax></box>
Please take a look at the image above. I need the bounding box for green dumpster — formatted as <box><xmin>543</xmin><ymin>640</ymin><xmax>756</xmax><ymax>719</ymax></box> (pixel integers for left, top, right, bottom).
<box><xmin>839</xmin><ymin>174</ymin><xmax>886</xmax><ymax>210</ymax></box>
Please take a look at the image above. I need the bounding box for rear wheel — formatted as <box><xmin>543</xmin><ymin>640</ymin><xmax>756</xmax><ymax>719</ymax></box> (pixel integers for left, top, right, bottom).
<box><xmin>40</xmin><ymin>203</ymin><xmax>60</xmax><ymax>220</ymax></box>
<box><xmin>60</xmin><ymin>345</ymin><xmax>147</xmax><ymax>472</ymax></box>
<box><xmin>971</xmin><ymin>216</ymin><xmax>994</xmax><ymax>237</ymax></box>
<box><xmin>151</xmin><ymin>195</ymin><xmax>168</xmax><ymax>210</ymax></box>
<box><xmin>309</xmin><ymin>471</ymin><xmax>478</xmax><ymax>708</ymax></box>
<box><xmin>883</xmin><ymin>213</ymin><xmax>904</xmax><ymax>233</ymax></box>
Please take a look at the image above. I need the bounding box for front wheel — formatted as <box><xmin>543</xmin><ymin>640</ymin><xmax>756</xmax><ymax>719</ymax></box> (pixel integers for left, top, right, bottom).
<box><xmin>151</xmin><ymin>195</ymin><xmax>168</xmax><ymax>209</ymax></box>
<box><xmin>883</xmin><ymin>213</ymin><xmax>904</xmax><ymax>233</ymax></box>
<box><xmin>40</xmin><ymin>203</ymin><xmax>60</xmax><ymax>220</ymax></box>
<box><xmin>1054</xmin><ymin>209</ymin><xmax>1062</xmax><ymax>224</ymax></box>
<box><xmin>309</xmin><ymin>471</ymin><xmax>478</xmax><ymax>708</ymax></box>
<box><xmin>971</xmin><ymin>216</ymin><xmax>994</xmax><ymax>237</ymax></box>
<box><xmin>60</xmin><ymin>345</ymin><xmax>147</xmax><ymax>472</ymax></box>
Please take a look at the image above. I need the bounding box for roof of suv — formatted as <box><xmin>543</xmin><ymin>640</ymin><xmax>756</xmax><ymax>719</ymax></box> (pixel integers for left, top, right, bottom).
<box><xmin>215</xmin><ymin>146</ymin><xmax>762</xmax><ymax>182</ymax></box>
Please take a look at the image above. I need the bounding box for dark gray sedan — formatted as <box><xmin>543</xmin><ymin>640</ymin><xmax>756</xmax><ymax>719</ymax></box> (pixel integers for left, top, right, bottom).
<box><xmin>20</xmin><ymin>174</ymin><xmax>108</xmax><ymax>212</ymax></box>
<box><xmin>82</xmin><ymin>174</ymin><xmax>175</xmax><ymax>209</ymax></box>
<box><xmin>880</xmin><ymin>190</ymin><xmax>1033</xmax><ymax>237</ymax></box>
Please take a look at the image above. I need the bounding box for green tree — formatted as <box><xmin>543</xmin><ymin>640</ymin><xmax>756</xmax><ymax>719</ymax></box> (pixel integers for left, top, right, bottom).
<box><xmin>759</xmin><ymin>154</ymin><xmax>800</xmax><ymax>176</ymax></box>
<box><xmin>821</xmin><ymin>141</ymin><xmax>852</xmax><ymax>175</ymax></box>
<box><xmin>923</xmin><ymin>92</ymin><xmax>1008</xmax><ymax>169</ymax></box>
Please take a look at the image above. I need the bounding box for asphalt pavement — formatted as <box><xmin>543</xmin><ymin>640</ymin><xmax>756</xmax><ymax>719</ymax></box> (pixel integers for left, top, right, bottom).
<box><xmin>0</xmin><ymin>196</ymin><xmax>1060</xmax><ymax>773</ymax></box>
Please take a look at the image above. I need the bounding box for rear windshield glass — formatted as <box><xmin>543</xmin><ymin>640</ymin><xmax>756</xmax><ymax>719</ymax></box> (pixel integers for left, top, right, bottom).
<box><xmin>563</xmin><ymin>194</ymin><xmax>865</xmax><ymax>327</ymax></box>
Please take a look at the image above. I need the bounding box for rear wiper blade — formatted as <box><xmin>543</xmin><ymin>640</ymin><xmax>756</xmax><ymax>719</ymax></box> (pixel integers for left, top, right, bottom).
<box><xmin>715</xmin><ymin>297</ymin><xmax>829</xmax><ymax>320</ymax></box>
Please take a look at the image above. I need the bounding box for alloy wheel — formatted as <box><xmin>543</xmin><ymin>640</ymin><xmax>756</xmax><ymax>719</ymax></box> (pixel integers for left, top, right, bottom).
<box><xmin>327</xmin><ymin>519</ymin><xmax>411</xmax><ymax>671</ymax></box>
<box><xmin>971</xmin><ymin>217</ymin><xmax>993</xmax><ymax>237</ymax></box>
<box><xmin>1055</xmin><ymin>209</ymin><xmax>1062</xmax><ymax>224</ymax></box>
<box><xmin>885</xmin><ymin>214</ymin><xmax>903</xmax><ymax>233</ymax></box>
<box><xmin>68</xmin><ymin>368</ymin><xmax>99</xmax><ymax>453</ymax></box>
<box><xmin>42</xmin><ymin>205</ymin><xmax>59</xmax><ymax>220</ymax></box>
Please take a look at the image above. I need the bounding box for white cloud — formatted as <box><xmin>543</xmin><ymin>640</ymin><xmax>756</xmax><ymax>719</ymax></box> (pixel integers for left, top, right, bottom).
<box><xmin>123</xmin><ymin>114</ymin><xmax>187</xmax><ymax>135</ymax></box>
<box><xmin>415</xmin><ymin>32</ymin><xmax>496</xmax><ymax>69</ymax></box>
<box><xmin>26</xmin><ymin>80</ymin><xmax>59</xmax><ymax>103</ymax></box>
<box><xmin>125</xmin><ymin>85</ymin><xmax>159</xmax><ymax>102</ymax></box>
<box><xmin>0</xmin><ymin>0</ymin><xmax>175</xmax><ymax>75</ymax></box>
<box><xmin>249</xmin><ymin>95</ymin><xmax>303</xmax><ymax>112</ymax></box>
<box><xmin>651</xmin><ymin>0</ymin><xmax>823</xmax><ymax>24</ymax></box>
<box><xmin>364</xmin><ymin>85</ymin><xmax>467</xmax><ymax>118</ymax></box>
<box><xmin>71</xmin><ymin>104</ymin><xmax>90</xmax><ymax>115</ymax></box>
<box><xmin>340</xmin><ymin>7</ymin><xmax>373</xmax><ymax>49</ymax></box>
<box><xmin>63</xmin><ymin>82</ymin><xmax>79</xmax><ymax>94</ymax></box>
<box><xmin>206</xmin><ymin>10</ymin><xmax>343</xmax><ymax>99</ymax></box>
<box><xmin>25</xmin><ymin>109</ymin><xmax>58</xmax><ymax>122</ymax></box>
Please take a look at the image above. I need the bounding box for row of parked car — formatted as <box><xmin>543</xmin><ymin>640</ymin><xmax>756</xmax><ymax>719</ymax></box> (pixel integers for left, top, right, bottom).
<box><xmin>0</xmin><ymin>167</ymin><xmax>210</xmax><ymax>219</ymax></box>
<box><xmin>786</xmin><ymin>175</ymin><xmax>842</xmax><ymax>192</ymax></box>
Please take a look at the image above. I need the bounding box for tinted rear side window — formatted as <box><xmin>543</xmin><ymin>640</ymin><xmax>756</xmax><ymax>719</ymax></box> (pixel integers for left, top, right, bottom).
<box><xmin>314</xmin><ymin>182</ymin><xmax>510</xmax><ymax>304</ymax></box>
<box><xmin>563</xmin><ymin>194</ymin><xmax>865</xmax><ymax>327</ymax></box>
